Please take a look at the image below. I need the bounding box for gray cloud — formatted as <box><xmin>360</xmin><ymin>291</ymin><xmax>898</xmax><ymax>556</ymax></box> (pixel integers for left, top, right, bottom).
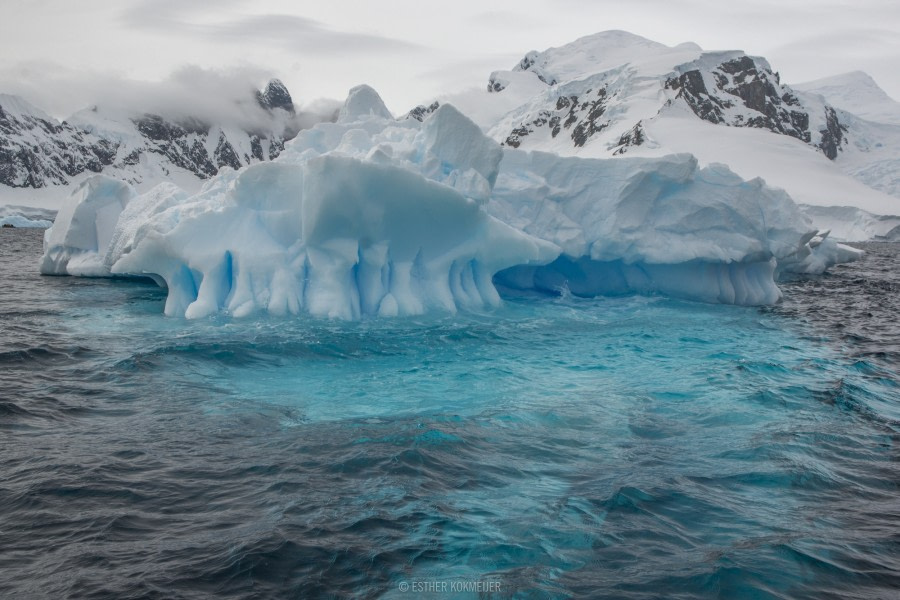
<box><xmin>0</xmin><ymin>62</ymin><xmax>338</xmax><ymax>131</ymax></box>
<box><xmin>2</xmin><ymin>0</ymin><xmax>898</xmax><ymax>123</ymax></box>
<box><xmin>120</xmin><ymin>1</ymin><xmax>422</xmax><ymax>55</ymax></box>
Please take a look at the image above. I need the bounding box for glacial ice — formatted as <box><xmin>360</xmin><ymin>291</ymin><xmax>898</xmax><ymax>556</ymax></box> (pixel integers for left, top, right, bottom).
<box><xmin>489</xmin><ymin>150</ymin><xmax>861</xmax><ymax>304</ymax></box>
<box><xmin>39</xmin><ymin>85</ymin><xmax>861</xmax><ymax>318</ymax></box>
<box><xmin>41</xmin><ymin>177</ymin><xmax>135</xmax><ymax>276</ymax></box>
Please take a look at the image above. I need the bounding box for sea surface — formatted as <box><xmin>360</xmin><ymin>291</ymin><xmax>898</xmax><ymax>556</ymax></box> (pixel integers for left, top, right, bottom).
<box><xmin>1</xmin><ymin>227</ymin><xmax>898</xmax><ymax>599</ymax></box>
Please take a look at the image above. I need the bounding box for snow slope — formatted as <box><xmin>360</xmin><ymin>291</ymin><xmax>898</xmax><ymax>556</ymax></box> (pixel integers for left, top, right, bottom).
<box><xmin>794</xmin><ymin>71</ymin><xmax>900</xmax><ymax>126</ymax></box>
<box><xmin>471</xmin><ymin>31</ymin><xmax>899</xmax><ymax>229</ymax></box>
<box><xmin>790</xmin><ymin>73</ymin><xmax>900</xmax><ymax>203</ymax></box>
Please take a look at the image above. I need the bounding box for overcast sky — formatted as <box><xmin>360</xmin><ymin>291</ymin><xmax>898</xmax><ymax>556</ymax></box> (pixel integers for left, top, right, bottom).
<box><xmin>1</xmin><ymin>0</ymin><xmax>898</xmax><ymax>119</ymax></box>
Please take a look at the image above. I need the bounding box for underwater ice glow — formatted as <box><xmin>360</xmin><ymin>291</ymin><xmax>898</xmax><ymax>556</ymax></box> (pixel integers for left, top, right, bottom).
<box><xmin>4</xmin><ymin>229</ymin><xmax>900</xmax><ymax>597</ymax></box>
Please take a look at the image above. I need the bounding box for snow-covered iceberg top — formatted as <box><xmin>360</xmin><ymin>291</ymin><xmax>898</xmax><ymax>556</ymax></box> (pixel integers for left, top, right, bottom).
<box><xmin>40</xmin><ymin>84</ymin><xmax>860</xmax><ymax>318</ymax></box>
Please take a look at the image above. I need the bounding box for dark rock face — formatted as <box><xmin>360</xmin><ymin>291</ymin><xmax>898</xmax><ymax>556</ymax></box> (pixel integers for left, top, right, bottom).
<box><xmin>213</xmin><ymin>133</ymin><xmax>242</xmax><ymax>170</ymax></box>
<box><xmin>819</xmin><ymin>106</ymin><xmax>847</xmax><ymax>160</ymax></box>
<box><xmin>256</xmin><ymin>79</ymin><xmax>295</xmax><ymax>113</ymax></box>
<box><xmin>0</xmin><ymin>103</ymin><xmax>118</xmax><ymax>188</ymax></box>
<box><xmin>516</xmin><ymin>51</ymin><xmax>556</xmax><ymax>85</ymax></box>
<box><xmin>267</xmin><ymin>137</ymin><xmax>285</xmax><ymax>161</ymax></box>
<box><xmin>613</xmin><ymin>122</ymin><xmax>645</xmax><ymax>155</ymax></box>
<box><xmin>487</xmin><ymin>77</ymin><xmax>506</xmax><ymax>93</ymax></box>
<box><xmin>250</xmin><ymin>135</ymin><xmax>264</xmax><ymax>161</ymax></box>
<box><xmin>504</xmin><ymin>87</ymin><xmax>611</xmax><ymax>148</ymax></box>
<box><xmin>666</xmin><ymin>56</ymin><xmax>845</xmax><ymax>158</ymax></box>
<box><xmin>406</xmin><ymin>101</ymin><xmax>440</xmax><ymax>121</ymax></box>
<box><xmin>133</xmin><ymin>114</ymin><xmax>218</xmax><ymax>178</ymax></box>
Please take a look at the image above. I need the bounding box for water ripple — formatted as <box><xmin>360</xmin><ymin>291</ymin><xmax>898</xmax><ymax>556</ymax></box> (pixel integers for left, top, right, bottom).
<box><xmin>1</xmin><ymin>229</ymin><xmax>899</xmax><ymax>598</ymax></box>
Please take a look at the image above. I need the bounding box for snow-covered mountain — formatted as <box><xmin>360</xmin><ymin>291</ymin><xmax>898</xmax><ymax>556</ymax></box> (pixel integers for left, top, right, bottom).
<box><xmin>484</xmin><ymin>32</ymin><xmax>843</xmax><ymax>157</ymax></box>
<box><xmin>795</xmin><ymin>71</ymin><xmax>900</xmax><ymax>126</ymax></box>
<box><xmin>793</xmin><ymin>72</ymin><xmax>900</xmax><ymax>203</ymax></box>
<box><xmin>5</xmin><ymin>30</ymin><xmax>900</xmax><ymax>241</ymax></box>
<box><xmin>0</xmin><ymin>80</ymin><xmax>305</xmax><ymax>207</ymax></box>
<box><xmin>438</xmin><ymin>31</ymin><xmax>898</xmax><ymax>227</ymax></box>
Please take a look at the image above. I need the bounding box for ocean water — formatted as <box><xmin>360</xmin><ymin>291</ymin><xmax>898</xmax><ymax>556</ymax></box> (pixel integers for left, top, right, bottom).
<box><xmin>1</xmin><ymin>227</ymin><xmax>898</xmax><ymax>599</ymax></box>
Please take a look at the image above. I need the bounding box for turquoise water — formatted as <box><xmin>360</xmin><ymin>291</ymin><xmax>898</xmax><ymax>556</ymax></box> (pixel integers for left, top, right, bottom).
<box><xmin>2</xmin><ymin>229</ymin><xmax>899</xmax><ymax>598</ymax></box>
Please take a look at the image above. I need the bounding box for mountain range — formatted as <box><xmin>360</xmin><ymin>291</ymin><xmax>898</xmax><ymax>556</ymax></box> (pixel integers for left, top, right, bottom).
<box><xmin>0</xmin><ymin>79</ymin><xmax>309</xmax><ymax>208</ymax></box>
<box><xmin>2</xmin><ymin>31</ymin><xmax>899</xmax><ymax>240</ymax></box>
<box><xmin>438</xmin><ymin>31</ymin><xmax>899</xmax><ymax>239</ymax></box>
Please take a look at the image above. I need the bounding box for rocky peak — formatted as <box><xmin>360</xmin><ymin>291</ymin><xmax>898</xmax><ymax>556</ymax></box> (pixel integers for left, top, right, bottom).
<box><xmin>406</xmin><ymin>101</ymin><xmax>440</xmax><ymax>122</ymax></box>
<box><xmin>666</xmin><ymin>54</ymin><xmax>847</xmax><ymax>158</ymax></box>
<box><xmin>256</xmin><ymin>79</ymin><xmax>295</xmax><ymax>114</ymax></box>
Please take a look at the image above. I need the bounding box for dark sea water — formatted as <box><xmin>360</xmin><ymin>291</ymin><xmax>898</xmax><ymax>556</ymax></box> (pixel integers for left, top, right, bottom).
<box><xmin>1</xmin><ymin>227</ymin><xmax>898</xmax><ymax>599</ymax></box>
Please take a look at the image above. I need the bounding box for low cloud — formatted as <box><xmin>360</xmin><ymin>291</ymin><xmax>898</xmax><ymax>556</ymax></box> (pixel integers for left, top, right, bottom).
<box><xmin>0</xmin><ymin>62</ymin><xmax>341</xmax><ymax>132</ymax></box>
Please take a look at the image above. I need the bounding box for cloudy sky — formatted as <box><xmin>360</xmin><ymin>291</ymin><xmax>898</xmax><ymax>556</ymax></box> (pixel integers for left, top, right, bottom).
<box><xmin>1</xmin><ymin>0</ymin><xmax>898</xmax><ymax>119</ymax></box>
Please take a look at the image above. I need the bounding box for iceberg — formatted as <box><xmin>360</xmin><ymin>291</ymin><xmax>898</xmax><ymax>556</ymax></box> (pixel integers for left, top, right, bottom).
<box><xmin>40</xmin><ymin>177</ymin><xmax>136</xmax><ymax>276</ymax></box>
<box><xmin>0</xmin><ymin>203</ymin><xmax>56</xmax><ymax>228</ymax></box>
<box><xmin>40</xmin><ymin>85</ymin><xmax>860</xmax><ymax>318</ymax></box>
<box><xmin>41</xmin><ymin>88</ymin><xmax>556</xmax><ymax>319</ymax></box>
<box><xmin>489</xmin><ymin>150</ymin><xmax>861</xmax><ymax>304</ymax></box>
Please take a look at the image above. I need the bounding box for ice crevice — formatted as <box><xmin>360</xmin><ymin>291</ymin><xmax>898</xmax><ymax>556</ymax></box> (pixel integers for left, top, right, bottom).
<box><xmin>39</xmin><ymin>85</ymin><xmax>861</xmax><ymax>318</ymax></box>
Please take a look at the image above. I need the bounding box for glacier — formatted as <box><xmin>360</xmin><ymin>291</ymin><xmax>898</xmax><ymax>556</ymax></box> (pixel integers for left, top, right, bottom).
<box><xmin>40</xmin><ymin>85</ymin><xmax>861</xmax><ymax>318</ymax></box>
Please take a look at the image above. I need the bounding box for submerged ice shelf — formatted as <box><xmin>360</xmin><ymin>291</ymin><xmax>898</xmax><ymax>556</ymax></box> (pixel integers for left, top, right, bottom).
<box><xmin>40</xmin><ymin>85</ymin><xmax>860</xmax><ymax>319</ymax></box>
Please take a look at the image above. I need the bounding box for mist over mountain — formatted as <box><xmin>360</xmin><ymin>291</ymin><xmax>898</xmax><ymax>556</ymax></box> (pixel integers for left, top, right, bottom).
<box><xmin>0</xmin><ymin>74</ymin><xmax>339</xmax><ymax>205</ymax></box>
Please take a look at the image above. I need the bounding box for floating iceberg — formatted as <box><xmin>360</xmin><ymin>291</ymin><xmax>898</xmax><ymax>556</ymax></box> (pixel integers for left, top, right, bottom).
<box><xmin>0</xmin><ymin>204</ymin><xmax>56</xmax><ymax>228</ymax></box>
<box><xmin>41</xmin><ymin>88</ymin><xmax>556</xmax><ymax>319</ymax></box>
<box><xmin>40</xmin><ymin>85</ymin><xmax>860</xmax><ymax>318</ymax></box>
<box><xmin>490</xmin><ymin>150</ymin><xmax>860</xmax><ymax>304</ymax></box>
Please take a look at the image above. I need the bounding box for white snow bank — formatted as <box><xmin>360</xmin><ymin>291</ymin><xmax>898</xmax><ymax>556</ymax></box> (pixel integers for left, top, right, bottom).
<box><xmin>489</xmin><ymin>150</ymin><xmax>861</xmax><ymax>305</ymax></box>
<box><xmin>639</xmin><ymin>108</ymin><xmax>899</xmax><ymax>216</ymax></box>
